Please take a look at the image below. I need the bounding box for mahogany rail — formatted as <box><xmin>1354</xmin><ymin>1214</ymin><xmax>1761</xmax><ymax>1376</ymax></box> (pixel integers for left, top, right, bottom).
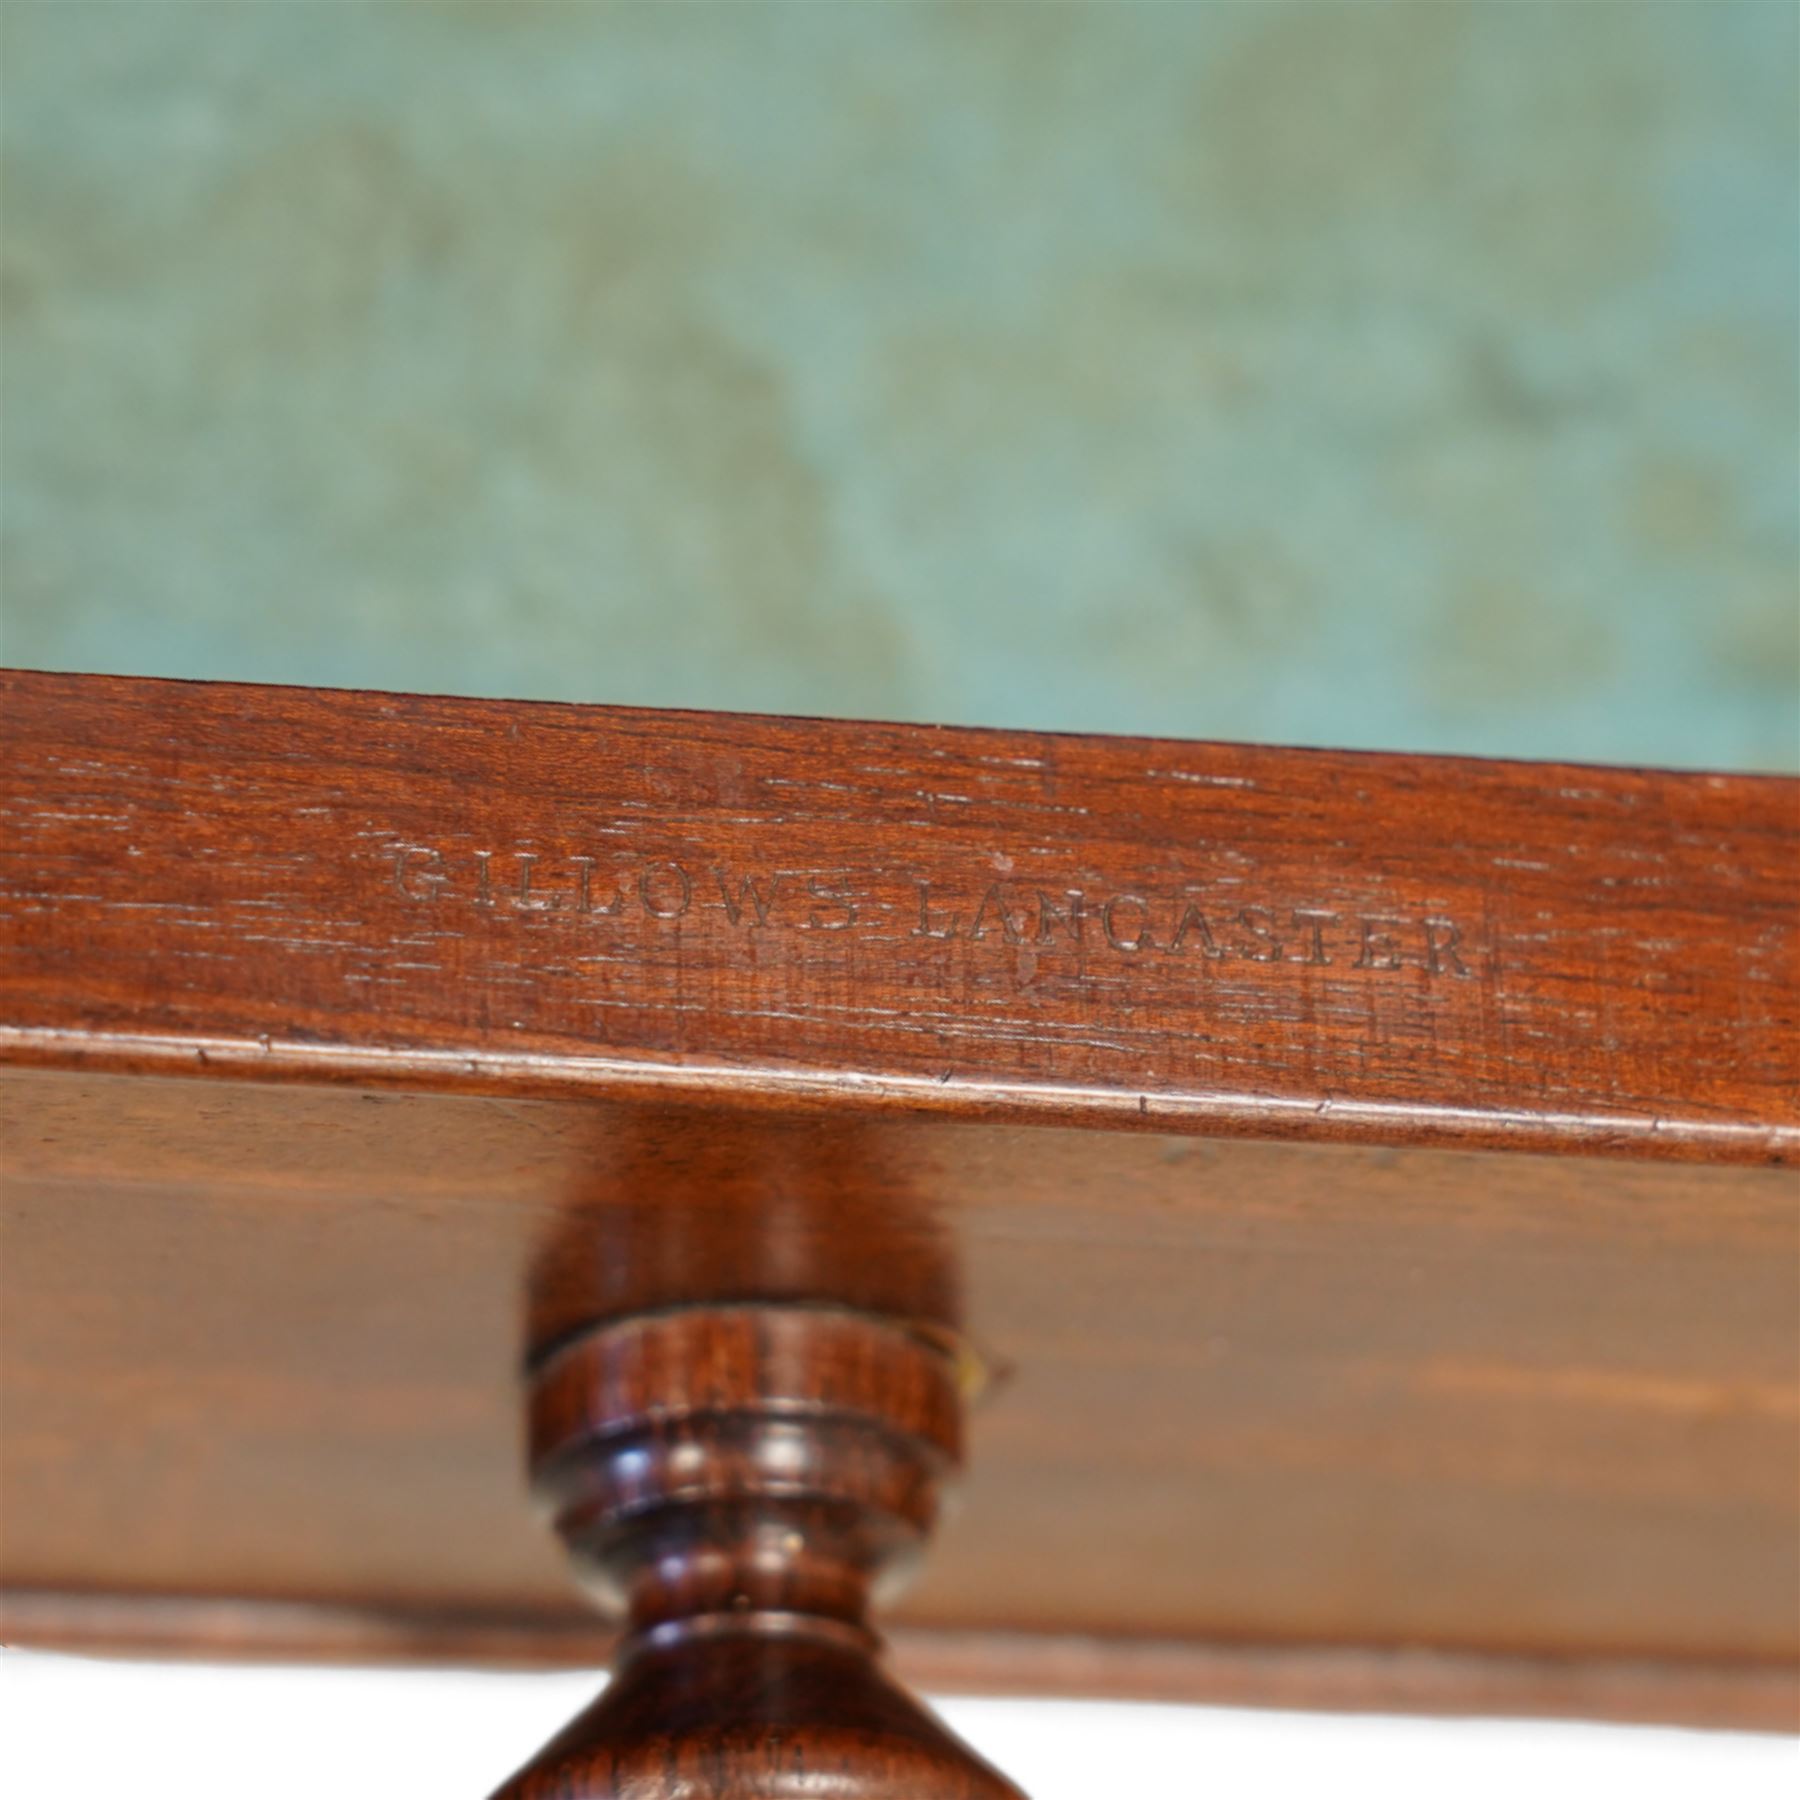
<box><xmin>1</xmin><ymin>670</ymin><xmax>1795</xmax><ymax>1740</ymax></box>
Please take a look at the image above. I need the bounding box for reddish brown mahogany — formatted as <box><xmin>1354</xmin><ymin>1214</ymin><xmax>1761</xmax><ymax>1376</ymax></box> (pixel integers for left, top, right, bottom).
<box><xmin>490</xmin><ymin>1307</ymin><xmax>1022</xmax><ymax>1800</ymax></box>
<box><xmin>1</xmin><ymin>669</ymin><xmax>1793</xmax><ymax>1160</ymax></box>
<box><xmin>0</xmin><ymin>672</ymin><xmax>1796</xmax><ymax>1731</ymax></box>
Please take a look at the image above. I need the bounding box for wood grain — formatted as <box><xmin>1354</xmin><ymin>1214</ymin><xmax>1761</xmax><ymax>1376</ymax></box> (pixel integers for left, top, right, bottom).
<box><xmin>2</xmin><ymin>1071</ymin><xmax>1795</xmax><ymax>1726</ymax></box>
<box><xmin>1</xmin><ymin>672</ymin><xmax>1796</xmax><ymax>1728</ymax></box>
<box><xmin>1</xmin><ymin>670</ymin><xmax>1794</xmax><ymax>1159</ymax></box>
<box><xmin>491</xmin><ymin>1305</ymin><xmax>1022</xmax><ymax>1799</ymax></box>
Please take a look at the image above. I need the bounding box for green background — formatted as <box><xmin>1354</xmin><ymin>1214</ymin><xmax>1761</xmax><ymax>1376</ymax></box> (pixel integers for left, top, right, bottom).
<box><xmin>4</xmin><ymin>1</ymin><xmax>1795</xmax><ymax>770</ymax></box>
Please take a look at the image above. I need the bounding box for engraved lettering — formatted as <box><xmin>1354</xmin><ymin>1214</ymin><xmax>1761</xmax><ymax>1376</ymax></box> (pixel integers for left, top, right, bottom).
<box><xmin>570</xmin><ymin>856</ymin><xmax>626</xmax><ymax>916</ymax></box>
<box><xmin>912</xmin><ymin>881</ymin><xmax>961</xmax><ymax>940</ymax></box>
<box><xmin>379</xmin><ymin>845</ymin><xmax>1478</xmax><ymax>989</ymax></box>
<box><xmin>1168</xmin><ymin>902</ymin><xmax>1223</xmax><ymax>959</ymax></box>
<box><xmin>1035</xmin><ymin>889</ymin><xmax>1087</xmax><ymax>945</ymax></box>
<box><xmin>1356</xmin><ymin>916</ymin><xmax>1404</xmax><ymax>970</ymax></box>
<box><xmin>802</xmin><ymin>876</ymin><xmax>856</xmax><ymax>931</ymax></box>
<box><xmin>1238</xmin><ymin>906</ymin><xmax>1283</xmax><ymax>962</ymax></box>
<box><xmin>638</xmin><ymin>862</ymin><xmax>693</xmax><ymax>919</ymax></box>
<box><xmin>1425</xmin><ymin>916</ymin><xmax>1471</xmax><ymax>977</ymax></box>
<box><xmin>1290</xmin><ymin>908</ymin><xmax>1338</xmax><ymax>966</ymax></box>
<box><xmin>513</xmin><ymin>852</ymin><xmax>560</xmax><ymax>912</ymax></box>
<box><xmin>393</xmin><ymin>847</ymin><xmax>450</xmax><ymax>902</ymax></box>
<box><xmin>970</xmin><ymin>884</ymin><xmax>1029</xmax><ymax>945</ymax></box>
<box><xmin>1102</xmin><ymin>893</ymin><xmax>1153</xmax><ymax>952</ymax></box>
<box><xmin>716</xmin><ymin>869</ymin><xmax>781</xmax><ymax>927</ymax></box>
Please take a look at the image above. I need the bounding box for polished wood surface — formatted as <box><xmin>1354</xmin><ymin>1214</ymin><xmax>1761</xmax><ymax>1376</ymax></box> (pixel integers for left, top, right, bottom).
<box><xmin>493</xmin><ymin>1306</ymin><xmax>1022</xmax><ymax>1799</ymax></box>
<box><xmin>3</xmin><ymin>1071</ymin><xmax>1794</xmax><ymax>1726</ymax></box>
<box><xmin>1</xmin><ymin>673</ymin><xmax>1796</xmax><ymax>1729</ymax></box>
<box><xmin>1</xmin><ymin>670</ymin><xmax>1793</xmax><ymax>1160</ymax></box>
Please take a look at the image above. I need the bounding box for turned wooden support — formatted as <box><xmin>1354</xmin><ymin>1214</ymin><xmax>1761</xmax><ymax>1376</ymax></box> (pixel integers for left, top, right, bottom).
<box><xmin>489</xmin><ymin>1305</ymin><xmax>1025</xmax><ymax>1800</ymax></box>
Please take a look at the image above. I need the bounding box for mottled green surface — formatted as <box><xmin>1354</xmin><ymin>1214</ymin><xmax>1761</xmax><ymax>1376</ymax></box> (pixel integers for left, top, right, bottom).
<box><xmin>3</xmin><ymin>1</ymin><xmax>1795</xmax><ymax>770</ymax></box>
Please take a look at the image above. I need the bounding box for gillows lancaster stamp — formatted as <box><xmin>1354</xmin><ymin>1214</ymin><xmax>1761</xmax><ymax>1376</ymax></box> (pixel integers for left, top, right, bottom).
<box><xmin>390</xmin><ymin>846</ymin><xmax>1473</xmax><ymax>977</ymax></box>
